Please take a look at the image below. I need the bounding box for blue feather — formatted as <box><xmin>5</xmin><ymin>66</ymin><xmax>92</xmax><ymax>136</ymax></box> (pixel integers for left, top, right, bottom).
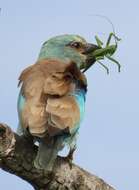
<box><xmin>62</xmin><ymin>88</ymin><xmax>86</xmax><ymax>150</ymax></box>
<box><xmin>17</xmin><ymin>91</ymin><xmax>26</xmax><ymax>135</ymax></box>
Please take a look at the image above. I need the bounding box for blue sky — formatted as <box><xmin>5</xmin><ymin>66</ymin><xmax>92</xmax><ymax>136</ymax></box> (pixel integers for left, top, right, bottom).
<box><xmin>0</xmin><ymin>0</ymin><xmax>138</xmax><ymax>190</ymax></box>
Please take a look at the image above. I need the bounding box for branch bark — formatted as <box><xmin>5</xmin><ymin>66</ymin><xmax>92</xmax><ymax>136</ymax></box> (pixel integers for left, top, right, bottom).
<box><xmin>0</xmin><ymin>123</ymin><xmax>115</xmax><ymax>190</ymax></box>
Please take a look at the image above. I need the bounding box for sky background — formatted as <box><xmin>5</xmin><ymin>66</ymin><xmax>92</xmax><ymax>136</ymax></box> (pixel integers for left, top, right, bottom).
<box><xmin>0</xmin><ymin>0</ymin><xmax>138</xmax><ymax>190</ymax></box>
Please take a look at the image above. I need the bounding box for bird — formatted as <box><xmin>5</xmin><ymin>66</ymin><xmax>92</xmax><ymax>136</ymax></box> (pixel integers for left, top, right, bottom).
<box><xmin>17</xmin><ymin>34</ymin><xmax>98</xmax><ymax>171</ymax></box>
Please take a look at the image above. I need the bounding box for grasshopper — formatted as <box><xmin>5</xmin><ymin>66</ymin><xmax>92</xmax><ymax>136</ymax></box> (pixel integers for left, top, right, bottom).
<box><xmin>83</xmin><ymin>16</ymin><xmax>121</xmax><ymax>74</ymax></box>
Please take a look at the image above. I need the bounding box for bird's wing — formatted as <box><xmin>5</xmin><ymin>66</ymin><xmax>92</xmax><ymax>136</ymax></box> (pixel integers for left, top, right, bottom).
<box><xmin>17</xmin><ymin>59</ymin><xmax>86</xmax><ymax>137</ymax></box>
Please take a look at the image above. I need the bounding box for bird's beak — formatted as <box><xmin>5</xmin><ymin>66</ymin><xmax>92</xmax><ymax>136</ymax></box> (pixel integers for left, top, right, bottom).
<box><xmin>82</xmin><ymin>43</ymin><xmax>99</xmax><ymax>72</ymax></box>
<box><xmin>83</xmin><ymin>43</ymin><xmax>99</xmax><ymax>54</ymax></box>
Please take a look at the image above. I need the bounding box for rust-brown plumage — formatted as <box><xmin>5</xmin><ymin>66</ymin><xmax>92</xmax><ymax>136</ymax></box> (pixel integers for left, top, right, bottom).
<box><xmin>18</xmin><ymin>59</ymin><xmax>86</xmax><ymax>137</ymax></box>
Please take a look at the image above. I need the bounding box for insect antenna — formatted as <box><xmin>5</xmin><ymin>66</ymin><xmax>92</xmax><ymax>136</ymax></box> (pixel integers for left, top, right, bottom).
<box><xmin>89</xmin><ymin>14</ymin><xmax>121</xmax><ymax>45</ymax></box>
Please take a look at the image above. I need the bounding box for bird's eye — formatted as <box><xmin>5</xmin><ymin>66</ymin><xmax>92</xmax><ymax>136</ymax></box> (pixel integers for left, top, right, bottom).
<box><xmin>70</xmin><ymin>42</ymin><xmax>81</xmax><ymax>49</ymax></box>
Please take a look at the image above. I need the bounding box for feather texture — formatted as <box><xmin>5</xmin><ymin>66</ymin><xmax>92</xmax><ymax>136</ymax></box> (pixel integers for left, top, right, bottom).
<box><xmin>18</xmin><ymin>58</ymin><xmax>87</xmax><ymax>170</ymax></box>
<box><xmin>18</xmin><ymin>59</ymin><xmax>86</xmax><ymax>137</ymax></box>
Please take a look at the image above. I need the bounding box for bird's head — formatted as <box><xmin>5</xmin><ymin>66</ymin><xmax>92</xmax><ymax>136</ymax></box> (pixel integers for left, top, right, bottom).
<box><xmin>38</xmin><ymin>34</ymin><xmax>99</xmax><ymax>72</ymax></box>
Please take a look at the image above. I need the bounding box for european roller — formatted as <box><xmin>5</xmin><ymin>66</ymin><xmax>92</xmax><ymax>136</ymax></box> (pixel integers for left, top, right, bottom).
<box><xmin>17</xmin><ymin>34</ymin><xmax>98</xmax><ymax>171</ymax></box>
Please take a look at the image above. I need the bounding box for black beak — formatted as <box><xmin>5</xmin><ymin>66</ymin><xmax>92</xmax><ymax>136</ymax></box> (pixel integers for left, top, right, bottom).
<box><xmin>83</xmin><ymin>43</ymin><xmax>99</xmax><ymax>54</ymax></box>
<box><xmin>81</xmin><ymin>43</ymin><xmax>99</xmax><ymax>72</ymax></box>
<box><xmin>82</xmin><ymin>43</ymin><xmax>100</xmax><ymax>72</ymax></box>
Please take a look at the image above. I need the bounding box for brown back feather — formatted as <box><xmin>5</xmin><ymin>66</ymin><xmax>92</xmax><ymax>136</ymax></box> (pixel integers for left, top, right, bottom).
<box><xmin>18</xmin><ymin>59</ymin><xmax>86</xmax><ymax>136</ymax></box>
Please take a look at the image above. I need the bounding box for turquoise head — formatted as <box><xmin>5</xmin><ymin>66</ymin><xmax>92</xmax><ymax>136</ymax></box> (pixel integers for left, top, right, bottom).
<box><xmin>38</xmin><ymin>34</ymin><xmax>98</xmax><ymax>71</ymax></box>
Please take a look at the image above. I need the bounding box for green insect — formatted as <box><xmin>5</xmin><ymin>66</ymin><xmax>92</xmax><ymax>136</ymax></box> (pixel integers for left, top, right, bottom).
<box><xmin>83</xmin><ymin>16</ymin><xmax>121</xmax><ymax>74</ymax></box>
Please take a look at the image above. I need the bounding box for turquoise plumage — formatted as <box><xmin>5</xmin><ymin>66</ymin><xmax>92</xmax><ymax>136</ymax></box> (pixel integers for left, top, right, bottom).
<box><xmin>17</xmin><ymin>34</ymin><xmax>98</xmax><ymax>171</ymax></box>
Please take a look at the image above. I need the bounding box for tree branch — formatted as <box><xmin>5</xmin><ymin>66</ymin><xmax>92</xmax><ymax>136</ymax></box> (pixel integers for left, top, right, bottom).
<box><xmin>0</xmin><ymin>123</ymin><xmax>116</xmax><ymax>190</ymax></box>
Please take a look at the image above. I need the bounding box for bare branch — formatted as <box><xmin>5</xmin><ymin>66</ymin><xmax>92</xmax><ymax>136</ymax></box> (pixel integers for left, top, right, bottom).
<box><xmin>0</xmin><ymin>123</ymin><xmax>116</xmax><ymax>190</ymax></box>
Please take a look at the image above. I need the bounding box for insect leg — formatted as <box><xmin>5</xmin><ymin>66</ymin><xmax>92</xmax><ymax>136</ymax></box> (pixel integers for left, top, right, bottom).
<box><xmin>95</xmin><ymin>56</ymin><xmax>104</xmax><ymax>61</ymax></box>
<box><xmin>95</xmin><ymin>35</ymin><xmax>103</xmax><ymax>47</ymax></box>
<box><xmin>106</xmin><ymin>55</ymin><xmax>121</xmax><ymax>72</ymax></box>
<box><xmin>97</xmin><ymin>61</ymin><xmax>109</xmax><ymax>74</ymax></box>
<box><xmin>106</xmin><ymin>33</ymin><xmax>121</xmax><ymax>46</ymax></box>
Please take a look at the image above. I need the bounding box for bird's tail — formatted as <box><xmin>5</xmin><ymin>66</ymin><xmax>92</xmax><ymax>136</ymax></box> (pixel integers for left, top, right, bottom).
<box><xmin>34</xmin><ymin>136</ymin><xmax>63</xmax><ymax>171</ymax></box>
